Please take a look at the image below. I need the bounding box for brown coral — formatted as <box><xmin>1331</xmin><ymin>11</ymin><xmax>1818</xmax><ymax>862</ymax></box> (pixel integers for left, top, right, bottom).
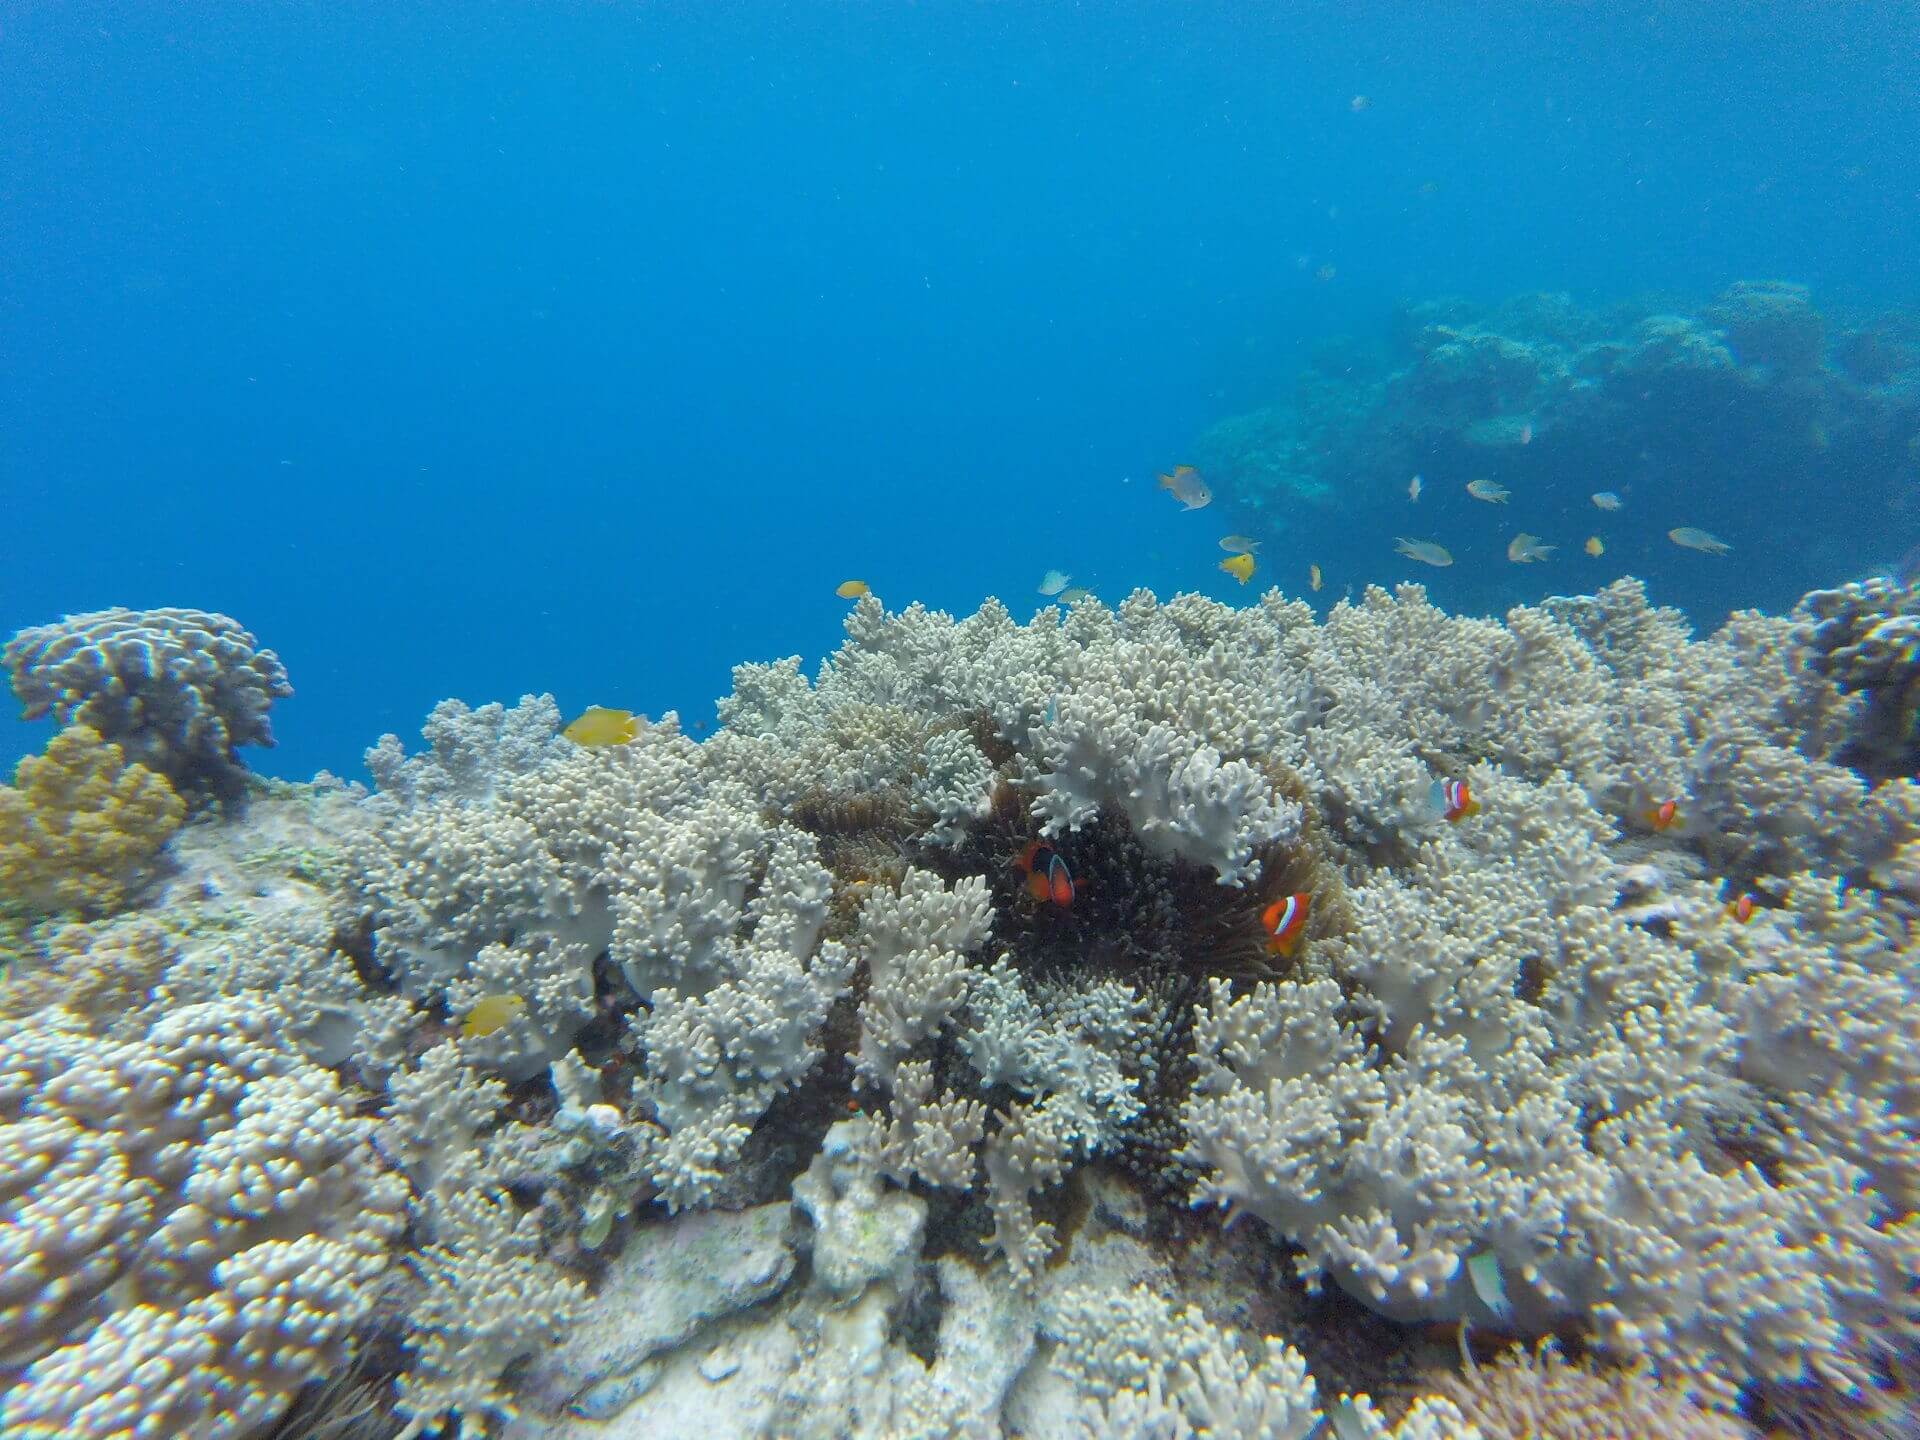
<box><xmin>0</xmin><ymin>723</ymin><xmax>185</xmax><ymax>916</ymax></box>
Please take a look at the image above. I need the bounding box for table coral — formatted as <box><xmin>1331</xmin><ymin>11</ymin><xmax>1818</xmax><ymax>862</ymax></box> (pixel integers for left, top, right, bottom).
<box><xmin>0</xmin><ymin>723</ymin><xmax>185</xmax><ymax>917</ymax></box>
<box><xmin>4</xmin><ymin>608</ymin><xmax>292</xmax><ymax>804</ymax></box>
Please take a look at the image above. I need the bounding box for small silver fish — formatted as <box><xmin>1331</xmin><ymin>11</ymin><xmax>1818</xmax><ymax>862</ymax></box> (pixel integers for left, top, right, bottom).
<box><xmin>1507</xmin><ymin>532</ymin><xmax>1555</xmax><ymax>563</ymax></box>
<box><xmin>1591</xmin><ymin>491</ymin><xmax>1623</xmax><ymax>511</ymax></box>
<box><xmin>1037</xmin><ymin>569</ymin><xmax>1071</xmax><ymax>596</ymax></box>
<box><xmin>1218</xmin><ymin>535</ymin><xmax>1261</xmax><ymax>553</ymax></box>
<box><xmin>1058</xmin><ymin>586</ymin><xmax>1093</xmax><ymax>604</ymax></box>
<box><xmin>1394</xmin><ymin>536</ymin><xmax>1453</xmax><ymax>567</ymax></box>
<box><xmin>1407</xmin><ymin>473</ymin><xmax>1423</xmax><ymax>502</ymax></box>
<box><xmin>1158</xmin><ymin>465</ymin><xmax>1211</xmax><ymax>511</ymax></box>
<box><xmin>1466</xmin><ymin>478</ymin><xmax>1510</xmax><ymax>504</ymax></box>
<box><xmin>1668</xmin><ymin>526</ymin><xmax>1731</xmax><ymax>555</ymax></box>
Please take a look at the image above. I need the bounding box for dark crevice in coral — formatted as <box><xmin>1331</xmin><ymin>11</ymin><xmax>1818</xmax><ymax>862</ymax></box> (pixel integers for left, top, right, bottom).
<box><xmin>895</xmin><ymin>1268</ymin><xmax>947</xmax><ymax>1366</ymax></box>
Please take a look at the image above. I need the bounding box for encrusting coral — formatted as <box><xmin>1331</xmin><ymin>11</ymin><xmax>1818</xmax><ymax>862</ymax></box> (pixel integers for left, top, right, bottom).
<box><xmin>2</xmin><ymin>571</ymin><xmax>1915</xmax><ymax>1438</ymax></box>
<box><xmin>0</xmin><ymin>723</ymin><xmax>185</xmax><ymax>916</ymax></box>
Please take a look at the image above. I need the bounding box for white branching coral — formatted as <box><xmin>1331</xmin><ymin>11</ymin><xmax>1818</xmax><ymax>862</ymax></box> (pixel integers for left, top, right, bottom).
<box><xmin>0</xmin><ymin>1001</ymin><xmax>405</xmax><ymax>1440</ymax></box>
<box><xmin>911</xmin><ymin>728</ymin><xmax>999</xmax><ymax>847</ymax></box>
<box><xmin>356</xmin><ymin>716</ymin><xmax>856</xmax><ymax>1206</ymax></box>
<box><xmin>364</xmin><ymin>693</ymin><xmax>570</xmax><ymax>805</ymax></box>
<box><xmin>852</xmin><ymin>867</ymin><xmax>995</xmax><ymax>1087</ymax></box>
<box><xmin>1027</xmin><ymin>698</ymin><xmax>1302</xmax><ymax>885</ymax></box>
<box><xmin>1181</xmin><ymin>764</ymin><xmax>1920</xmax><ymax>1405</ymax></box>
<box><xmin>394</xmin><ymin>1188</ymin><xmax>585</xmax><ymax>1440</ymax></box>
<box><xmin>1045</xmin><ymin>1284</ymin><xmax>1480</xmax><ymax>1440</ymax></box>
<box><xmin>877</xmin><ymin>1058</ymin><xmax>986</xmax><ymax>1191</ymax></box>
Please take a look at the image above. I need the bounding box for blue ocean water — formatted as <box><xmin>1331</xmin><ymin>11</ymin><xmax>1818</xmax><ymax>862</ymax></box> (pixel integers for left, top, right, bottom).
<box><xmin>4</xmin><ymin>2</ymin><xmax>1917</xmax><ymax>781</ymax></box>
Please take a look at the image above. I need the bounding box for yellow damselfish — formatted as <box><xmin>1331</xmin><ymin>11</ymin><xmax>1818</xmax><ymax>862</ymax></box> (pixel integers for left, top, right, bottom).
<box><xmin>1585</xmin><ymin>535</ymin><xmax>1604</xmax><ymax>557</ymax></box>
<box><xmin>563</xmin><ymin>706</ymin><xmax>639</xmax><ymax>746</ymax></box>
<box><xmin>461</xmin><ymin>993</ymin><xmax>527</xmax><ymax>1039</ymax></box>
<box><xmin>1309</xmin><ymin>563</ymin><xmax>1323</xmax><ymax>592</ymax></box>
<box><xmin>836</xmin><ymin>579</ymin><xmax>870</xmax><ymax>599</ymax></box>
<box><xmin>1219</xmin><ymin>553</ymin><xmax>1256</xmax><ymax>584</ymax></box>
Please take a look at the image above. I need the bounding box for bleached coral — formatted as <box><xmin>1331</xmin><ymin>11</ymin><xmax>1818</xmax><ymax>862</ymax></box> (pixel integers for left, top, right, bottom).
<box><xmin>1181</xmin><ymin>763</ymin><xmax>1920</xmax><ymax>1404</ymax></box>
<box><xmin>1796</xmin><ymin>575</ymin><xmax>1920</xmax><ymax>780</ymax></box>
<box><xmin>0</xmin><ymin>724</ymin><xmax>185</xmax><ymax>916</ymax></box>
<box><xmin>0</xmin><ymin>1000</ymin><xmax>405</xmax><ymax>1440</ymax></box>
<box><xmin>1435</xmin><ymin>1344</ymin><xmax>1757</xmax><ymax>1440</ymax></box>
<box><xmin>961</xmin><ymin>958</ymin><xmax>1147</xmax><ymax>1148</ymax></box>
<box><xmin>364</xmin><ymin>693</ymin><xmax>570</xmax><ymax>804</ymax></box>
<box><xmin>983</xmin><ymin>1092</ymin><xmax>1082</xmax><ymax>1289</ymax></box>
<box><xmin>4</xmin><ymin>607</ymin><xmax>292</xmax><ymax>802</ymax></box>
<box><xmin>1027</xmin><ymin>698</ymin><xmax>1302</xmax><ymax>885</ymax></box>
<box><xmin>911</xmin><ymin>728</ymin><xmax>998</xmax><ymax>846</ymax></box>
<box><xmin>876</xmin><ymin>1058</ymin><xmax>986</xmax><ymax>1191</ymax></box>
<box><xmin>852</xmin><ymin>867</ymin><xmax>995</xmax><ymax>1087</ymax></box>
<box><xmin>107</xmin><ymin>566</ymin><xmax>1901</xmax><ymax>1433</ymax></box>
<box><xmin>361</xmin><ymin>707</ymin><xmax>865</xmax><ymax>1204</ymax></box>
<box><xmin>394</xmin><ymin>1187</ymin><xmax>585</xmax><ymax>1440</ymax></box>
<box><xmin>1046</xmin><ymin>1283</ymin><xmax>1481</xmax><ymax>1440</ymax></box>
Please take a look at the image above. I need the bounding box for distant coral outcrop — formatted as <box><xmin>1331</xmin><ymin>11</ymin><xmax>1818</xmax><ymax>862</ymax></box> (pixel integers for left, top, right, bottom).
<box><xmin>1195</xmin><ymin>280</ymin><xmax>1920</xmax><ymax>614</ymax></box>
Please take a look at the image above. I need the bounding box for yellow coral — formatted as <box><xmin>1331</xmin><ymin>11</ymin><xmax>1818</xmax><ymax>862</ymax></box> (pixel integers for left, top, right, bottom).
<box><xmin>0</xmin><ymin>724</ymin><xmax>185</xmax><ymax>916</ymax></box>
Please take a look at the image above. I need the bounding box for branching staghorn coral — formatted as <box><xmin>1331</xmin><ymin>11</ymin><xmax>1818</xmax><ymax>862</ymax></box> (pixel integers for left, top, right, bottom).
<box><xmin>0</xmin><ymin>724</ymin><xmax>185</xmax><ymax>917</ymax></box>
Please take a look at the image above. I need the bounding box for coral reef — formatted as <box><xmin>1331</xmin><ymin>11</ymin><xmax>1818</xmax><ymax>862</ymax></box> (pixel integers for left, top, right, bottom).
<box><xmin>4</xmin><ymin>607</ymin><xmax>292</xmax><ymax>803</ymax></box>
<box><xmin>0</xmin><ymin>1001</ymin><xmax>406</xmax><ymax>1439</ymax></box>
<box><xmin>0</xmin><ymin>724</ymin><xmax>185</xmax><ymax>916</ymax></box>
<box><xmin>1435</xmin><ymin>1344</ymin><xmax>1758</xmax><ymax>1439</ymax></box>
<box><xmin>1194</xmin><ymin>281</ymin><xmax>1920</xmax><ymax>617</ymax></box>
<box><xmin>4</xmin><ymin>573</ymin><xmax>1915</xmax><ymax>1438</ymax></box>
<box><xmin>1796</xmin><ymin>576</ymin><xmax>1920</xmax><ymax>781</ymax></box>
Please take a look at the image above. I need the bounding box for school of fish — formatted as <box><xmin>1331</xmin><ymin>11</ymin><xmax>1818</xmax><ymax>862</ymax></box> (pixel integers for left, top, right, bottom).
<box><xmin>815</xmin><ymin>441</ymin><xmax>1756</xmax><ymax>672</ymax></box>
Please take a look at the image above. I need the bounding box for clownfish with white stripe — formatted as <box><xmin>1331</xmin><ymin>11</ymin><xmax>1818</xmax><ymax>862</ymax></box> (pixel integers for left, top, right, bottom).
<box><xmin>1430</xmin><ymin>777</ymin><xmax>1481</xmax><ymax>823</ymax></box>
<box><xmin>1262</xmin><ymin>892</ymin><xmax>1311</xmax><ymax>957</ymax></box>
<box><xmin>1014</xmin><ymin>839</ymin><xmax>1075</xmax><ymax>908</ymax></box>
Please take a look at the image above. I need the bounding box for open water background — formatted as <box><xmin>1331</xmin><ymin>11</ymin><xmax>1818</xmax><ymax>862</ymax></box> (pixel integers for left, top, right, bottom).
<box><xmin>4</xmin><ymin>2</ymin><xmax>1918</xmax><ymax>779</ymax></box>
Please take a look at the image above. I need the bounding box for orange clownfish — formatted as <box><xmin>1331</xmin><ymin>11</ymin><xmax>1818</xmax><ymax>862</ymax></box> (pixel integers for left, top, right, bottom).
<box><xmin>1646</xmin><ymin>798</ymin><xmax>1680</xmax><ymax>832</ymax></box>
<box><xmin>1431</xmin><ymin>778</ymin><xmax>1481</xmax><ymax>823</ymax></box>
<box><xmin>1014</xmin><ymin>839</ymin><xmax>1075</xmax><ymax>908</ymax></box>
<box><xmin>1726</xmin><ymin>892</ymin><xmax>1756</xmax><ymax>924</ymax></box>
<box><xmin>1262</xmin><ymin>892</ymin><xmax>1311</xmax><ymax>957</ymax></box>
